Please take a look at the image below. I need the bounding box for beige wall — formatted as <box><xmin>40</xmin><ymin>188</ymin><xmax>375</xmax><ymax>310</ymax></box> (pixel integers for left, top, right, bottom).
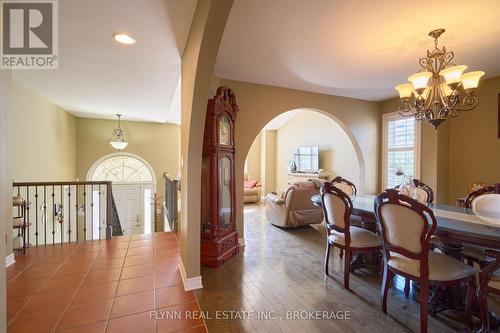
<box><xmin>260</xmin><ymin>130</ymin><xmax>277</xmax><ymax>195</ymax></box>
<box><xmin>75</xmin><ymin>118</ymin><xmax>181</xmax><ymax>226</ymax></box>
<box><xmin>380</xmin><ymin>76</ymin><xmax>500</xmax><ymax>204</ymax></box>
<box><xmin>448</xmin><ymin>76</ymin><xmax>500</xmax><ymax>202</ymax></box>
<box><xmin>245</xmin><ymin>132</ymin><xmax>260</xmax><ymax>181</ymax></box>
<box><xmin>0</xmin><ymin>70</ymin><xmax>11</xmax><ymax>332</ymax></box>
<box><xmin>7</xmin><ymin>81</ymin><xmax>77</xmax><ymax>182</ymax></box>
<box><xmin>4</xmin><ymin>80</ymin><xmax>76</xmax><ymax>260</ymax></box>
<box><xmin>180</xmin><ymin>0</ymin><xmax>234</xmax><ymax>281</ymax></box>
<box><xmin>219</xmin><ymin>78</ymin><xmax>380</xmax><ymax>240</ymax></box>
<box><xmin>275</xmin><ymin>111</ymin><xmax>360</xmax><ymax>191</ymax></box>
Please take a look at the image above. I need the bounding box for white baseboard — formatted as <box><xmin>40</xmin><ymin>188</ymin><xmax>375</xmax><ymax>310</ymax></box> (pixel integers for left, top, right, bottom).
<box><xmin>5</xmin><ymin>253</ymin><xmax>15</xmax><ymax>267</ymax></box>
<box><xmin>178</xmin><ymin>259</ymin><xmax>203</xmax><ymax>291</ymax></box>
<box><xmin>238</xmin><ymin>237</ymin><xmax>246</xmax><ymax>247</ymax></box>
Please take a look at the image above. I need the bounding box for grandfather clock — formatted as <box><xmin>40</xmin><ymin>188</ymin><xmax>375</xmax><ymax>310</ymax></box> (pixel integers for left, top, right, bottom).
<box><xmin>201</xmin><ymin>86</ymin><xmax>239</xmax><ymax>267</ymax></box>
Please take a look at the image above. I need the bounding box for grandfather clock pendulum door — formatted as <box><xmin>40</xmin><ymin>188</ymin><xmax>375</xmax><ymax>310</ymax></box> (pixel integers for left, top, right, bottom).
<box><xmin>201</xmin><ymin>86</ymin><xmax>239</xmax><ymax>267</ymax></box>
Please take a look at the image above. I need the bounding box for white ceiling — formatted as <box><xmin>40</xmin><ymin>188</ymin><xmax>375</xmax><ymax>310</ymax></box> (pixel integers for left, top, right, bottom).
<box><xmin>12</xmin><ymin>1</ymin><xmax>500</xmax><ymax>123</ymax></box>
<box><xmin>13</xmin><ymin>0</ymin><xmax>196</xmax><ymax>123</ymax></box>
<box><xmin>215</xmin><ymin>0</ymin><xmax>500</xmax><ymax>101</ymax></box>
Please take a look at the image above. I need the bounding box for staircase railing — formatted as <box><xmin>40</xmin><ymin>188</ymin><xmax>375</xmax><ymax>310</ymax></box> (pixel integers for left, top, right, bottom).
<box><xmin>12</xmin><ymin>181</ymin><xmax>114</xmax><ymax>248</ymax></box>
<box><xmin>164</xmin><ymin>173</ymin><xmax>179</xmax><ymax>232</ymax></box>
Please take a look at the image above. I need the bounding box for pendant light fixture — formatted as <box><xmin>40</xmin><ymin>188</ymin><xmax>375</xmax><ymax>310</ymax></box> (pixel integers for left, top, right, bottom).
<box><xmin>395</xmin><ymin>29</ymin><xmax>485</xmax><ymax>128</ymax></box>
<box><xmin>109</xmin><ymin>114</ymin><xmax>128</xmax><ymax>150</ymax></box>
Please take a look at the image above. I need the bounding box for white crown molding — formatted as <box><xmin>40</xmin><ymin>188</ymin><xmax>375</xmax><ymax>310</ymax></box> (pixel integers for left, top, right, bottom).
<box><xmin>5</xmin><ymin>253</ymin><xmax>15</xmax><ymax>268</ymax></box>
<box><xmin>178</xmin><ymin>259</ymin><xmax>203</xmax><ymax>291</ymax></box>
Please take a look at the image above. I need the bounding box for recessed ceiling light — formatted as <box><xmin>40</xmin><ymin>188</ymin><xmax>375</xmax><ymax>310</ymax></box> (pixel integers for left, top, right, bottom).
<box><xmin>113</xmin><ymin>33</ymin><xmax>136</xmax><ymax>45</ymax></box>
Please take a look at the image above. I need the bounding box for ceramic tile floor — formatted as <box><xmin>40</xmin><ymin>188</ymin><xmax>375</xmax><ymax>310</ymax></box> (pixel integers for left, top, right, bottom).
<box><xmin>6</xmin><ymin>232</ymin><xmax>207</xmax><ymax>333</ymax></box>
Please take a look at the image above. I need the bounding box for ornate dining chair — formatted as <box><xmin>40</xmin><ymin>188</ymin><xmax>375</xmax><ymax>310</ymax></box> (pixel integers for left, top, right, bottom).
<box><xmin>396</xmin><ymin>179</ymin><xmax>435</xmax><ymax>296</ymax></box>
<box><xmin>375</xmin><ymin>189</ymin><xmax>476</xmax><ymax>333</ymax></box>
<box><xmin>397</xmin><ymin>178</ymin><xmax>434</xmax><ymax>204</ymax></box>
<box><xmin>477</xmin><ymin>250</ymin><xmax>500</xmax><ymax>333</ymax></box>
<box><xmin>321</xmin><ymin>182</ymin><xmax>381</xmax><ymax>290</ymax></box>
<box><xmin>462</xmin><ymin>184</ymin><xmax>500</xmax><ymax>267</ymax></box>
<box><xmin>331</xmin><ymin>176</ymin><xmax>357</xmax><ymax>198</ymax></box>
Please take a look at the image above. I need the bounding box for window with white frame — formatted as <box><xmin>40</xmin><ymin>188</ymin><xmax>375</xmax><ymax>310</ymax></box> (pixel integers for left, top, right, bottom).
<box><xmin>382</xmin><ymin>113</ymin><xmax>421</xmax><ymax>189</ymax></box>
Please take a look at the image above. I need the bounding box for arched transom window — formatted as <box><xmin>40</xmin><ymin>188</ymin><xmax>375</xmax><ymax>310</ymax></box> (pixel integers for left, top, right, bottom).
<box><xmin>90</xmin><ymin>155</ymin><xmax>154</xmax><ymax>182</ymax></box>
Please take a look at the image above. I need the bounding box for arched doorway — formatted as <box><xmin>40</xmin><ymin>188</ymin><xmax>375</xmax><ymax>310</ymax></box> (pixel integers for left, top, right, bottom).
<box><xmin>87</xmin><ymin>152</ymin><xmax>157</xmax><ymax>235</ymax></box>
<box><xmin>244</xmin><ymin>109</ymin><xmax>363</xmax><ymax>198</ymax></box>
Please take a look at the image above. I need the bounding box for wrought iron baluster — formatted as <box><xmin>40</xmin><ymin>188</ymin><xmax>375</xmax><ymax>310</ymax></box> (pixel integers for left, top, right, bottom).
<box><xmin>99</xmin><ymin>185</ymin><xmax>102</xmax><ymax>240</ymax></box>
<box><xmin>68</xmin><ymin>186</ymin><xmax>72</xmax><ymax>242</ymax></box>
<box><xmin>75</xmin><ymin>185</ymin><xmax>79</xmax><ymax>242</ymax></box>
<box><xmin>34</xmin><ymin>186</ymin><xmax>38</xmax><ymax>246</ymax></box>
<box><xmin>43</xmin><ymin>186</ymin><xmax>47</xmax><ymax>246</ymax></box>
<box><xmin>26</xmin><ymin>186</ymin><xmax>30</xmax><ymax>248</ymax></box>
<box><xmin>52</xmin><ymin>186</ymin><xmax>55</xmax><ymax>245</ymax></box>
<box><xmin>83</xmin><ymin>185</ymin><xmax>87</xmax><ymax>242</ymax></box>
<box><xmin>60</xmin><ymin>185</ymin><xmax>63</xmax><ymax>244</ymax></box>
<box><xmin>91</xmin><ymin>185</ymin><xmax>94</xmax><ymax>241</ymax></box>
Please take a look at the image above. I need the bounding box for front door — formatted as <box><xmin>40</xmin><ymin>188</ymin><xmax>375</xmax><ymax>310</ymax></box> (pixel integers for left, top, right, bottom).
<box><xmin>113</xmin><ymin>184</ymin><xmax>142</xmax><ymax>235</ymax></box>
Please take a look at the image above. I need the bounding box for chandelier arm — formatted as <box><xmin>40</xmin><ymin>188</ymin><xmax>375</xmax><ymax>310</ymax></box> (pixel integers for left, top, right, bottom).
<box><xmin>398</xmin><ymin>99</ymin><xmax>417</xmax><ymax>117</ymax></box>
<box><xmin>454</xmin><ymin>93</ymin><xmax>480</xmax><ymax>112</ymax></box>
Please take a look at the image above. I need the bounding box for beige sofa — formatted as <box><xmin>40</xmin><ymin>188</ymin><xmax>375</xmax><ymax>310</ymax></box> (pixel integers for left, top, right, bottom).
<box><xmin>265</xmin><ymin>181</ymin><xmax>323</xmax><ymax>228</ymax></box>
<box><xmin>244</xmin><ymin>173</ymin><xmax>261</xmax><ymax>203</ymax></box>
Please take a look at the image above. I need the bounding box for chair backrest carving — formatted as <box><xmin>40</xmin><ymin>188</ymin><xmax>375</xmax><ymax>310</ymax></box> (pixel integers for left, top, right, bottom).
<box><xmin>465</xmin><ymin>183</ymin><xmax>500</xmax><ymax>209</ymax></box>
<box><xmin>396</xmin><ymin>178</ymin><xmax>434</xmax><ymax>204</ymax></box>
<box><xmin>375</xmin><ymin>189</ymin><xmax>437</xmax><ymax>278</ymax></box>
<box><xmin>330</xmin><ymin>176</ymin><xmax>357</xmax><ymax>198</ymax></box>
<box><xmin>320</xmin><ymin>182</ymin><xmax>353</xmax><ymax>244</ymax></box>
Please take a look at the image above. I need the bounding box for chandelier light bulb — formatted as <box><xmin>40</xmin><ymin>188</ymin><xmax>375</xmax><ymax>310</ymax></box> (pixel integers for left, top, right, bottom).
<box><xmin>461</xmin><ymin>71</ymin><xmax>485</xmax><ymax>90</ymax></box>
<box><xmin>395</xmin><ymin>83</ymin><xmax>414</xmax><ymax>99</ymax></box>
<box><xmin>408</xmin><ymin>72</ymin><xmax>432</xmax><ymax>92</ymax></box>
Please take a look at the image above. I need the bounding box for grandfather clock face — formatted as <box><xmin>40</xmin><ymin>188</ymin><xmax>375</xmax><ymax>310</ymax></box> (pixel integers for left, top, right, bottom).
<box><xmin>218</xmin><ymin>115</ymin><xmax>231</xmax><ymax>146</ymax></box>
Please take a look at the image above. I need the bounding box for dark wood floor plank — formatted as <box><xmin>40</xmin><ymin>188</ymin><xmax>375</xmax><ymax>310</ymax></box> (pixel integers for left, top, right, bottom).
<box><xmin>197</xmin><ymin>203</ymin><xmax>497</xmax><ymax>332</ymax></box>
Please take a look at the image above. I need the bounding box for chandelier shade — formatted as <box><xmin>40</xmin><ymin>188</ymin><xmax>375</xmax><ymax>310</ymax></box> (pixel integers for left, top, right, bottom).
<box><xmin>461</xmin><ymin>71</ymin><xmax>485</xmax><ymax>90</ymax></box>
<box><xmin>395</xmin><ymin>29</ymin><xmax>485</xmax><ymax>128</ymax></box>
<box><xmin>109</xmin><ymin>114</ymin><xmax>128</xmax><ymax>150</ymax></box>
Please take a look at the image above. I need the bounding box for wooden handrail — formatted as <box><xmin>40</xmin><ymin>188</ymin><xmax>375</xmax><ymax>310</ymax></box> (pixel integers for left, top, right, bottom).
<box><xmin>13</xmin><ymin>181</ymin><xmax>112</xmax><ymax>186</ymax></box>
<box><xmin>12</xmin><ymin>181</ymin><xmax>115</xmax><ymax>247</ymax></box>
<box><xmin>163</xmin><ymin>173</ymin><xmax>178</xmax><ymax>182</ymax></box>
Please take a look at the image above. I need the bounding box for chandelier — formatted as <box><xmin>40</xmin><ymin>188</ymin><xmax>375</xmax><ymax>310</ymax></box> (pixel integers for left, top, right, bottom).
<box><xmin>395</xmin><ymin>29</ymin><xmax>485</xmax><ymax>128</ymax></box>
<box><xmin>109</xmin><ymin>114</ymin><xmax>128</xmax><ymax>150</ymax></box>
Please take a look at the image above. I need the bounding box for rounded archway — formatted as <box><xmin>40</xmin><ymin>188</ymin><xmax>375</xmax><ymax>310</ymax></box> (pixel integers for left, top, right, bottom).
<box><xmin>87</xmin><ymin>152</ymin><xmax>157</xmax><ymax>235</ymax></box>
<box><xmin>243</xmin><ymin>108</ymin><xmax>365</xmax><ymax>195</ymax></box>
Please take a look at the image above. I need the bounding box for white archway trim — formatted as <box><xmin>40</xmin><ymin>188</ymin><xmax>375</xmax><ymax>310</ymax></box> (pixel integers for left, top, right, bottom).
<box><xmin>86</xmin><ymin>152</ymin><xmax>157</xmax><ymax>185</ymax></box>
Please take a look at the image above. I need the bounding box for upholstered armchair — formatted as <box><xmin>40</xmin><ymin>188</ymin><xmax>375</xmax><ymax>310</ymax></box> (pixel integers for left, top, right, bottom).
<box><xmin>265</xmin><ymin>181</ymin><xmax>323</xmax><ymax>228</ymax></box>
<box><xmin>243</xmin><ymin>173</ymin><xmax>261</xmax><ymax>203</ymax></box>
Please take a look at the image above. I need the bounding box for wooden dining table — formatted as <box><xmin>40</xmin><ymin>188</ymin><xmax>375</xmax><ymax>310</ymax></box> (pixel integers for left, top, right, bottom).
<box><xmin>311</xmin><ymin>193</ymin><xmax>500</xmax><ymax>328</ymax></box>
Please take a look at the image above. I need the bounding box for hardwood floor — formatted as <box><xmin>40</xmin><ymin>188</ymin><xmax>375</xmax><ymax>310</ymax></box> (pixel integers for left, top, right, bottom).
<box><xmin>196</xmin><ymin>203</ymin><xmax>499</xmax><ymax>333</ymax></box>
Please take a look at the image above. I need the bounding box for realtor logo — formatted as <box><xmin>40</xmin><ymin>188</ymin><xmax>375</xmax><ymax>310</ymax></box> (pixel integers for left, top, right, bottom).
<box><xmin>1</xmin><ymin>0</ymin><xmax>58</xmax><ymax>69</ymax></box>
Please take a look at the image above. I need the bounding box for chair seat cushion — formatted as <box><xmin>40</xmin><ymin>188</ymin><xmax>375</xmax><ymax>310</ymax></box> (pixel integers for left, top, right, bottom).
<box><xmin>463</xmin><ymin>245</ymin><xmax>488</xmax><ymax>261</ymax></box>
<box><xmin>328</xmin><ymin>226</ymin><xmax>381</xmax><ymax>249</ymax></box>
<box><xmin>490</xmin><ymin>271</ymin><xmax>500</xmax><ymax>290</ymax></box>
<box><xmin>387</xmin><ymin>251</ymin><xmax>477</xmax><ymax>282</ymax></box>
